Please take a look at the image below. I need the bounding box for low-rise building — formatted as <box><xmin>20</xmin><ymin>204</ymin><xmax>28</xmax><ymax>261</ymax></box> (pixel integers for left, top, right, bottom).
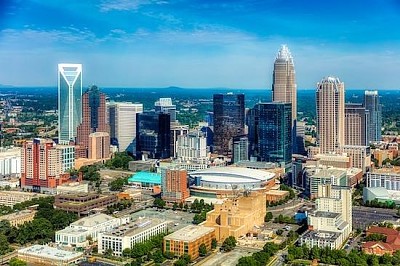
<box><xmin>0</xmin><ymin>210</ymin><xmax>36</xmax><ymax>227</ymax></box>
<box><xmin>17</xmin><ymin>245</ymin><xmax>83</xmax><ymax>265</ymax></box>
<box><xmin>367</xmin><ymin>168</ymin><xmax>400</xmax><ymax>191</ymax></box>
<box><xmin>56</xmin><ymin>213</ymin><xmax>129</xmax><ymax>247</ymax></box>
<box><xmin>54</xmin><ymin>193</ymin><xmax>118</xmax><ymax>217</ymax></box>
<box><xmin>265</xmin><ymin>188</ymin><xmax>289</xmax><ymax>203</ymax></box>
<box><xmin>163</xmin><ymin>225</ymin><xmax>215</xmax><ymax>260</ymax></box>
<box><xmin>362</xmin><ymin>226</ymin><xmax>400</xmax><ymax>255</ymax></box>
<box><xmin>98</xmin><ymin>218</ymin><xmax>169</xmax><ymax>256</ymax></box>
<box><xmin>0</xmin><ymin>191</ymin><xmax>49</xmax><ymax>207</ymax></box>
<box><xmin>300</xmin><ymin>230</ymin><xmax>343</xmax><ymax>250</ymax></box>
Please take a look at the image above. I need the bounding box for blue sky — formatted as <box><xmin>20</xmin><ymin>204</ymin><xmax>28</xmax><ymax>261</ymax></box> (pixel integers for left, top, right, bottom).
<box><xmin>1</xmin><ymin>0</ymin><xmax>400</xmax><ymax>89</ymax></box>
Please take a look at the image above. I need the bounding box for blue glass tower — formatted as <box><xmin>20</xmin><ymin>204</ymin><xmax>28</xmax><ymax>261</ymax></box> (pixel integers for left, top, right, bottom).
<box><xmin>249</xmin><ymin>102</ymin><xmax>292</xmax><ymax>171</ymax></box>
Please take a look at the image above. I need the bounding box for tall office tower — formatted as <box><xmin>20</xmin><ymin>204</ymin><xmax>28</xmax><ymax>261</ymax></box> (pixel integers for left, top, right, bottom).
<box><xmin>136</xmin><ymin>112</ymin><xmax>171</xmax><ymax>159</ymax></box>
<box><xmin>249</xmin><ymin>103</ymin><xmax>292</xmax><ymax>171</ymax></box>
<box><xmin>76</xmin><ymin>85</ymin><xmax>109</xmax><ymax>158</ymax></box>
<box><xmin>232</xmin><ymin>135</ymin><xmax>249</xmax><ymax>163</ymax></box>
<box><xmin>21</xmin><ymin>139</ymin><xmax>72</xmax><ymax>193</ymax></box>
<box><xmin>108</xmin><ymin>102</ymin><xmax>143</xmax><ymax>153</ymax></box>
<box><xmin>176</xmin><ymin>130</ymin><xmax>207</xmax><ymax>164</ymax></box>
<box><xmin>272</xmin><ymin>45</ymin><xmax>298</xmax><ymax>153</ymax></box>
<box><xmin>155</xmin><ymin>98</ymin><xmax>177</xmax><ymax>122</ymax></box>
<box><xmin>161</xmin><ymin>167</ymin><xmax>189</xmax><ymax>203</ymax></box>
<box><xmin>364</xmin><ymin>90</ymin><xmax>382</xmax><ymax>142</ymax></box>
<box><xmin>272</xmin><ymin>45</ymin><xmax>297</xmax><ymax>123</ymax></box>
<box><xmin>344</xmin><ymin>103</ymin><xmax>369</xmax><ymax>146</ymax></box>
<box><xmin>316</xmin><ymin>77</ymin><xmax>345</xmax><ymax>154</ymax></box>
<box><xmin>58</xmin><ymin>64</ymin><xmax>82</xmax><ymax>144</ymax></box>
<box><xmin>213</xmin><ymin>93</ymin><xmax>245</xmax><ymax>156</ymax></box>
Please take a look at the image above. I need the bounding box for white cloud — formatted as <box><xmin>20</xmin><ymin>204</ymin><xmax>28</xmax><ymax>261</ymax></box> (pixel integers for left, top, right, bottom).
<box><xmin>99</xmin><ymin>0</ymin><xmax>166</xmax><ymax>12</ymax></box>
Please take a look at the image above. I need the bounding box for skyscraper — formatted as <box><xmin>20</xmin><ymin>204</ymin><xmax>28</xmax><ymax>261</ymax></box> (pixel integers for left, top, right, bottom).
<box><xmin>58</xmin><ymin>64</ymin><xmax>82</xmax><ymax>144</ymax></box>
<box><xmin>272</xmin><ymin>45</ymin><xmax>299</xmax><ymax>153</ymax></box>
<box><xmin>76</xmin><ymin>85</ymin><xmax>109</xmax><ymax>158</ymax></box>
<box><xmin>364</xmin><ymin>90</ymin><xmax>382</xmax><ymax>142</ymax></box>
<box><xmin>213</xmin><ymin>93</ymin><xmax>245</xmax><ymax>156</ymax></box>
<box><xmin>344</xmin><ymin>103</ymin><xmax>369</xmax><ymax>146</ymax></box>
<box><xmin>272</xmin><ymin>45</ymin><xmax>297</xmax><ymax>123</ymax></box>
<box><xmin>249</xmin><ymin>103</ymin><xmax>292</xmax><ymax>171</ymax></box>
<box><xmin>136</xmin><ymin>112</ymin><xmax>171</xmax><ymax>159</ymax></box>
<box><xmin>108</xmin><ymin>102</ymin><xmax>143</xmax><ymax>153</ymax></box>
<box><xmin>316</xmin><ymin>77</ymin><xmax>345</xmax><ymax>154</ymax></box>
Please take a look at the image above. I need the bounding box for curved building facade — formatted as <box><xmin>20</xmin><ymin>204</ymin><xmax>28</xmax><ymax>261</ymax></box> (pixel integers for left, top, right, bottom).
<box><xmin>188</xmin><ymin>167</ymin><xmax>276</xmax><ymax>198</ymax></box>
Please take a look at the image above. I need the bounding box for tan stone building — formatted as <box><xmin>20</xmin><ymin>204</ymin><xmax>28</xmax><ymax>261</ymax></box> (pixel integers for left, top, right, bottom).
<box><xmin>0</xmin><ymin>210</ymin><xmax>36</xmax><ymax>227</ymax></box>
<box><xmin>0</xmin><ymin>191</ymin><xmax>48</xmax><ymax>207</ymax></box>
<box><xmin>202</xmin><ymin>192</ymin><xmax>266</xmax><ymax>242</ymax></box>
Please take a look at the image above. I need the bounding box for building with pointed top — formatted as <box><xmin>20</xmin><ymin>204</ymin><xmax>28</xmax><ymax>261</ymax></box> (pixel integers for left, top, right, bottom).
<box><xmin>58</xmin><ymin>64</ymin><xmax>82</xmax><ymax>144</ymax></box>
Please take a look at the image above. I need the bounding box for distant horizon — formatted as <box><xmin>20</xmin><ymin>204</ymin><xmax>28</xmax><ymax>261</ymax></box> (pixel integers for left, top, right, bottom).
<box><xmin>0</xmin><ymin>85</ymin><xmax>399</xmax><ymax>91</ymax></box>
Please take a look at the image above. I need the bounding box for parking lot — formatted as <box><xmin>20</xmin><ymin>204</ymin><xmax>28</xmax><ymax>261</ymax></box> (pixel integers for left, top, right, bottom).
<box><xmin>352</xmin><ymin>206</ymin><xmax>398</xmax><ymax>229</ymax></box>
<box><xmin>130</xmin><ymin>208</ymin><xmax>195</xmax><ymax>231</ymax></box>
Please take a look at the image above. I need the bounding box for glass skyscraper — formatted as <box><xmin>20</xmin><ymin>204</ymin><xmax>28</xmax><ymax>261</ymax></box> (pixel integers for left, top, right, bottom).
<box><xmin>58</xmin><ymin>64</ymin><xmax>82</xmax><ymax>144</ymax></box>
<box><xmin>213</xmin><ymin>93</ymin><xmax>245</xmax><ymax>156</ymax></box>
<box><xmin>364</xmin><ymin>90</ymin><xmax>382</xmax><ymax>142</ymax></box>
<box><xmin>136</xmin><ymin>112</ymin><xmax>171</xmax><ymax>159</ymax></box>
<box><xmin>249</xmin><ymin>102</ymin><xmax>292</xmax><ymax>171</ymax></box>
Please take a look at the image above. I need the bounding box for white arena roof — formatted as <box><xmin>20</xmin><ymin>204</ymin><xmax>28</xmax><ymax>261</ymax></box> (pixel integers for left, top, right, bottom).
<box><xmin>190</xmin><ymin>167</ymin><xmax>275</xmax><ymax>184</ymax></box>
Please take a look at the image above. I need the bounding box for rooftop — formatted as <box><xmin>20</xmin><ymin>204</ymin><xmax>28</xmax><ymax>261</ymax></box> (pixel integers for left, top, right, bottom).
<box><xmin>164</xmin><ymin>225</ymin><xmax>215</xmax><ymax>242</ymax></box>
<box><xmin>313</xmin><ymin>211</ymin><xmax>340</xmax><ymax>219</ymax></box>
<box><xmin>301</xmin><ymin>230</ymin><xmax>341</xmax><ymax>241</ymax></box>
<box><xmin>190</xmin><ymin>167</ymin><xmax>275</xmax><ymax>183</ymax></box>
<box><xmin>129</xmin><ymin>172</ymin><xmax>161</xmax><ymax>185</ymax></box>
<box><xmin>18</xmin><ymin>245</ymin><xmax>83</xmax><ymax>260</ymax></box>
<box><xmin>0</xmin><ymin>210</ymin><xmax>35</xmax><ymax>220</ymax></box>
<box><xmin>71</xmin><ymin>213</ymin><xmax>116</xmax><ymax>227</ymax></box>
<box><xmin>312</xmin><ymin>168</ymin><xmax>347</xmax><ymax>179</ymax></box>
<box><xmin>103</xmin><ymin>218</ymin><xmax>167</xmax><ymax>237</ymax></box>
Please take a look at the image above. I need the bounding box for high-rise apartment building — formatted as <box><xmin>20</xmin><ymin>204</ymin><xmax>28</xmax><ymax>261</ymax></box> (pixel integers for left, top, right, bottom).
<box><xmin>232</xmin><ymin>135</ymin><xmax>249</xmax><ymax>163</ymax></box>
<box><xmin>248</xmin><ymin>102</ymin><xmax>292</xmax><ymax>171</ymax></box>
<box><xmin>170</xmin><ymin>124</ymin><xmax>189</xmax><ymax>158</ymax></box>
<box><xmin>344</xmin><ymin>103</ymin><xmax>369</xmax><ymax>146</ymax></box>
<box><xmin>364</xmin><ymin>90</ymin><xmax>382</xmax><ymax>142</ymax></box>
<box><xmin>161</xmin><ymin>168</ymin><xmax>189</xmax><ymax>203</ymax></box>
<box><xmin>58</xmin><ymin>64</ymin><xmax>82</xmax><ymax>144</ymax></box>
<box><xmin>21</xmin><ymin>139</ymin><xmax>73</xmax><ymax>193</ymax></box>
<box><xmin>213</xmin><ymin>93</ymin><xmax>245</xmax><ymax>156</ymax></box>
<box><xmin>176</xmin><ymin>130</ymin><xmax>207</xmax><ymax>164</ymax></box>
<box><xmin>316</xmin><ymin>77</ymin><xmax>345</xmax><ymax>154</ymax></box>
<box><xmin>136</xmin><ymin>112</ymin><xmax>171</xmax><ymax>159</ymax></box>
<box><xmin>76</xmin><ymin>85</ymin><xmax>109</xmax><ymax>158</ymax></box>
<box><xmin>108</xmin><ymin>102</ymin><xmax>143</xmax><ymax>153</ymax></box>
<box><xmin>155</xmin><ymin>98</ymin><xmax>177</xmax><ymax>122</ymax></box>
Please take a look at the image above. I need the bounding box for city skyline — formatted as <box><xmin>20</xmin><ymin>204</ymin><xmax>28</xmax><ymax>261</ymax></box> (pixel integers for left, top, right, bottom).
<box><xmin>1</xmin><ymin>0</ymin><xmax>400</xmax><ymax>89</ymax></box>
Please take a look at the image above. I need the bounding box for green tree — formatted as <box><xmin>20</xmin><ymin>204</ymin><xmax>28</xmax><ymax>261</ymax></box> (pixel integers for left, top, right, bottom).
<box><xmin>172</xmin><ymin>202</ymin><xmax>178</xmax><ymax>211</ymax></box>
<box><xmin>237</xmin><ymin>256</ymin><xmax>259</xmax><ymax>266</ymax></box>
<box><xmin>0</xmin><ymin>233</ymin><xmax>11</xmax><ymax>255</ymax></box>
<box><xmin>221</xmin><ymin>236</ymin><xmax>236</xmax><ymax>252</ymax></box>
<box><xmin>211</xmin><ymin>238</ymin><xmax>218</xmax><ymax>250</ymax></box>
<box><xmin>152</xmin><ymin>249</ymin><xmax>165</xmax><ymax>263</ymax></box>
<box><xmin>264</xmin><ymin>212</ymin><xmax>273</xmax><ymax>222</ymax></box>
<box><xmin>9</xmin><ymin>258</ymin><xmax>27</xmax><ymax>266</ymax></box>
<box><xmin>104</xmin><ymin>248</ymin><xmax>114</xmax><ymax>258</ymax></box>
<box><xmin>199</xmin><ymin>243</ymin><xmax>207</xmax><ymax>256</ymax></box>
<box><xmin>122</xmin><ymin>248</ymin><xmax>131</xmax><ymax>257</ymax></box>
<box><xmin>154</xmin><ymin>198</ymin><xmax>166</xmax><ymax>208</ymax></box>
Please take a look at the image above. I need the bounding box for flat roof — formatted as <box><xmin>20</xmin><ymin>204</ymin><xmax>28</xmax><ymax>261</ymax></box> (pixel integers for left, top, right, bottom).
<box><xmin>301</xmin><ymin>230</ymin><xmax>341</xmax><ymax>241</ymax></box>
<box><xmin>164</xmin><ymin>225</ymin><xmax>215</xmax><ymax>242</ymax></box>
<box><xmin>128</xmin><ymin>172</ymin><xmax>161</xmax><ymax>184</ymax></box>
<box><xmin>18</xmin><ymin>245</ymin><xmax>83</xmax><ymax>260</ymax></box>
<box><xmin>313</xmin><ymin>211</ymin><xmax>340</xmax><ymax>219</ymax></box>
<box><xmin>103</xmin><ymin>218</ymin><xmax>167</xmax><ymax>237</ymax></box>
<box><xmin>0</xmin><ymin>210</ymin><xmax>35</xmax><ymax>220</ymax></box>
<box><xmin>71</xmin><ymin>213</ymin><xmax>116</xmax><ymax>227</ymax></box>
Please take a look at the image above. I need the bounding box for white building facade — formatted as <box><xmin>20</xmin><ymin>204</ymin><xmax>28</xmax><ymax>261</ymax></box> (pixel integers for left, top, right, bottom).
<box><xmin>98</xmin><ymin>218</ymin><xmax>169</xmax><ymax>256</ymax></box>
<box><xmin>56</xmin><ymin>213</ymin><xmax>129</xmax><ymax>248</ymax></box>
<box><xmin>0</xmin><ymin>148</ymin><xmax>21</xmax><ymax>178</ymax></box>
